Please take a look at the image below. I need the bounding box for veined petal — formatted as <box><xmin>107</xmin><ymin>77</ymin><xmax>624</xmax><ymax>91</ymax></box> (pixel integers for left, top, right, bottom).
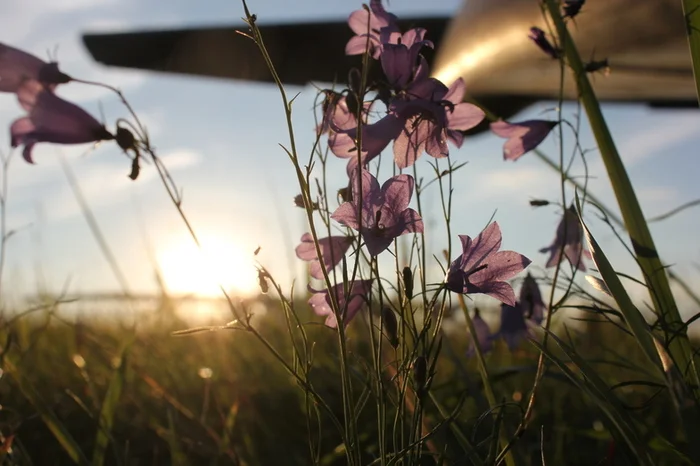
<box><xmin>447</xmin><ymin>103</ymin><xmax>485</xmax><ymax>131</ymax></box>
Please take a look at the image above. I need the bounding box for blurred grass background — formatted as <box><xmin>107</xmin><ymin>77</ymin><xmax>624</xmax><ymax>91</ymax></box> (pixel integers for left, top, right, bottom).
<box><xmin>0</xmin><ymin>289</ymin><xmax>686</xmax><ymax>465</ymax></box>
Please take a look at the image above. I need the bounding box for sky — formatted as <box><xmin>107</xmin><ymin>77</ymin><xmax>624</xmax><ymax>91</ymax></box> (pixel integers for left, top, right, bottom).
<box><xmin>1</xmin><ymin>0</ymin><xmax>700</xmax><ymax>320</ymax></box>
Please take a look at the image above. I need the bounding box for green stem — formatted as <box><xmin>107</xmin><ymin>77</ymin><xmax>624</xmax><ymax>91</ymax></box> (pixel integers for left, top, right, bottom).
<box><xmin>682</xmin><ymin>0</ymin><xmax>700</xmax><ymax>103</ymax></box>
<box><xmin>544</xmin><ymin>0</ymin><xmax>700</xmax><ymax>394</ymax></box>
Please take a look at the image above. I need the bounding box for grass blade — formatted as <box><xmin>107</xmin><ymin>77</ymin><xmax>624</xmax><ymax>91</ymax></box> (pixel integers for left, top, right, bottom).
<box><xmin>5</xmin><ymin>359</ymin><xmax>88</xmax><ymax>465</ymax></box>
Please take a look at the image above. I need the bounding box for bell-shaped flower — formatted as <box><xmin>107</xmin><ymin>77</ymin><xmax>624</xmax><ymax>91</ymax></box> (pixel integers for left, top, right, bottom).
<box><xmin>0</xmin><ymin>43</ymin><xmax>71</xmax><ymax>94</ymax></box>
<box><xmin>308</xmin><ymin>279</ymin><xmax>373</xmax><ymax>328</ymax></box>
<box><xmin>10</xmin><ymin>84</ymin><xmax>114</xmax><ymax>163</ymax></box>
<box><xmin>520</xmin><ymin>273</ymin><xmax>545</xmax><ymax>325</ymax></box>
<box><xmin>445</xmin><ymin>222</ymin><xmax>531</xmax><ymax>306</ymax></box>
<box><xmin>494</xmin><ymin>303</ymin><xmax>531</xmax><ymax>350</ymax></box>
<box><xmin>331</xmin><ymin>169</ymin><xmax>423</xmax><ymax>256</ymax></box>
<box><xmin>467</xmin><ymin>308</ymin><xmax>493</xmax><ymax>357</ymax></box>
<box><xmin>345</xmin><ymin>0</ymin><xmax>399</xmax><ymax>58</ymax></box>
<box><xmin>380</xmin><ymin>29</ymin><xmax>433</xmax><ymax>90</ymax></box>
<box><xmin>295</xmin><ymin>233</ymin><xmax>353</xmax><ymax>280</ymax></box>
<box><xmin>490</xmin><ymin>119</ymin><xmax>558</xmax><ymax>161</ymax></box>
<box><xmin>528</xmin><ymin>27</ymin><xmax>560</xmax><ymax>59</ymax></box>
<box><xmin>539</xmin><ymin>204</ymin><xmax>591</xmax><ymax>271</ymax></box>
<box><xmin>350</xmin><ymin>77</ymin><xmax>484</xmax><ymax>169</ymax></box>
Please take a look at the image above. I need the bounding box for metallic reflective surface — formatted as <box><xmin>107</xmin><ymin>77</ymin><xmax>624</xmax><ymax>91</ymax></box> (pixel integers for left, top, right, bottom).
<box><xmin>433</xmin><ymin>0</ymin><xmax>693</xmax><ymax>104</ymax></box>
<box><xmin>82</xmin><ymin>0</ymin><xmax>696</xmax><ymax>110</ymax></box>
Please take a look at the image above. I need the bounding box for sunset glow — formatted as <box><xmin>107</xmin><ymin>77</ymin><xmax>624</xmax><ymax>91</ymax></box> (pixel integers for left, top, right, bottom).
<box><xmin>156</xmin><ymin>233</ymin><xmax>258</xmax><ymax>297</ymax></box>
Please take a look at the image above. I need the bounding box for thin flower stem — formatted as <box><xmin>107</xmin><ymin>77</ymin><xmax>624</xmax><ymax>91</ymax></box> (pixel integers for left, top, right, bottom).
<box><xmin>682</xmin><ymin>0</ymin><xmax>700</xmax><ymax>103</ymax></box>
<box><xmin>543</xmin><ymin>0</ymin><xmax>700</xmax><ymax>398</ymax></box>
<box><xmin>457</xmin><ymin>294</ymin><xmax>514</xmax><ymax>466</ymax></box>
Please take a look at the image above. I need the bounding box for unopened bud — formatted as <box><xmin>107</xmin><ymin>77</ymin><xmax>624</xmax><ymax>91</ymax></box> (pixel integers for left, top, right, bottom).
<box><xmin>413</xmin><ymin>356</ymin><xmax>427</xmax><ymax>395</ymax></box>
<box><xmin>257</xmin><ymin>270</ymin><xmax>269</xmax><ymax>294</ymax></box>
<box><xmin>115</xmin><ymin>127</ymin><xmax>136</xmax><ymax>151</ymax></box>
<box><xmin>402</xmin><ymin>267</ymin><xmax>413</xmax><ymax>299</ymax></box>
<box><xmin>381</xmin><ymin>307</ymin><xmax>399</xmax><ymax>348</ymax></box>
<box><xmin>529</xmin><ymin>199</ymin><xmax>549</xmax><ymax>207</ymax></box>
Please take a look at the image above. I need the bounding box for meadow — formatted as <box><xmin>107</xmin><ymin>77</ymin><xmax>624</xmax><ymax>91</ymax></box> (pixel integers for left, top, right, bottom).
<box><xmin>1</xmin><ymin>0</ymin><xmax>700</xmax><ymax>465</ymax></box>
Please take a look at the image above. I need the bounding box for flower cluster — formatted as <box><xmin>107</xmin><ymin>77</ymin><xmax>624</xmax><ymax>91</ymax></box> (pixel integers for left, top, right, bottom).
<box><xmin>297</xmin><ymin>1</ymin><xmax>541</xmax><ymax>330</ymax></box>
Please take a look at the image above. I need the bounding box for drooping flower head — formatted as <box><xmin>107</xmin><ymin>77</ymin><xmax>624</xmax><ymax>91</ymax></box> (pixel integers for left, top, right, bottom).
<box><xmin>563</xmin><ymin>0</ymin><xmax>585</xmax><ymax>19</ymax></box>
<box><xmin>490</xmin><ymin>119</ymin><xmax>558</xmax><ymax>161</ymax></box>
<box><xmin>445</xmin><ymin>222</ymin><xmax>531</xmax><ymax>306</ymax></box>
<box><xmin>467</xmin><ymin>308</ymin><xmax>493</xmax><ymax>356</ymax></box>
<box><xmin>308</xmin><ymin>279</ymin><xmax>373</xmax><ymax>328</ymax></box>
<box><xmin>380</xmin><ymin>29</ymin><xmax>433</xmax><ymax>90</ymax></box>
<box><xmin>539</xmin><ymin>204</ymin><xmax>591</xmax><ymax>271</ymax></box>
<box><xmin>495</xmin><ymin>303</ymin><xmax>531</xmax><ymax>350</ymax></box>
<box><xmin>528</xmin><ymin>27</ymin><xmax>560</xmax><ymax>59</ymax></box>
<box><xmin>0</xmin><ymin>43</ymin><xmax>71</xmax><ymax>93</ymax></box>
<box><xmin>295</xmin><ymin>233</ymin><xmax>353</xmax><ymax>280</ymax></box>
<box><xmin>331</xmin><ymin>169</ymin><xmax>423</xmax><ymax>256</ymax></box>
<box><xmin>520</xmin><ymin>273</ymin><xmax>545</xmax><ymax>325</ymax></box>
<box><xmin>11</xmin><ymin>83</ymin><xmax>114</xmax><ymax>163</ymax></box>
<box><xmin>345</xmin><ymin>0</ymin><xmax>399</xmax><ymax>58</ymax></box>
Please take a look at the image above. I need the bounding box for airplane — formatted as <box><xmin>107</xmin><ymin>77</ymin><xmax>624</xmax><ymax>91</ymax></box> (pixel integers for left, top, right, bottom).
<box><xmin>82</xmin><ymin>0</ymin><xmax>696</xmax><ymax>122</ymax></box>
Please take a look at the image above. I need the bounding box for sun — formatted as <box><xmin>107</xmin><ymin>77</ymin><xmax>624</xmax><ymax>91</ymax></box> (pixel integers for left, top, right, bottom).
<box><xmin>156</xmin><ymin>233</ymin><xmax>259</xmax><ymax>297</ymax></box>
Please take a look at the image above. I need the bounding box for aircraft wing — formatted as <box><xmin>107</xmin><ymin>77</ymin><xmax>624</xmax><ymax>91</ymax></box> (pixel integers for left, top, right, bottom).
<box><xmin>82</xmin><ymin>18</ymin><xmax>450</xmax><ymax>87</ymax></box>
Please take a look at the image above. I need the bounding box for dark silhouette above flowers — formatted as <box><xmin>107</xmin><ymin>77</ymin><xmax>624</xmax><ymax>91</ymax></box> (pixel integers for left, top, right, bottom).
<box><xmin>445</xmin><ymin>222</ymin><xmax>531</xmax><ymax>306</ymax></box>
<box><xmin>331</xmin><ymin>169</ymin><xmax>423</xmax><ymax>256</ymax></box>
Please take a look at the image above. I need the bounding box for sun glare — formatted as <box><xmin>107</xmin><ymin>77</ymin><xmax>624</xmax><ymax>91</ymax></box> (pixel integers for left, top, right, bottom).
<box><xmin>156</xmin><ymin>234</ymin><xmax>258</xmax><ymax>298</ymax></box>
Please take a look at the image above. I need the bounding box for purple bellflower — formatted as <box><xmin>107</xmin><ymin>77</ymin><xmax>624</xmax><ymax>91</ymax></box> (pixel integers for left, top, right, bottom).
<box><xmin>539</xmin><ymin>204</ymin><xmax>592</xmax><ymax>271</ymax></box>
<box><xmin>0</xmin><ymin>43</ymin><xmax>71</xmax><ymax>94</ymax></box>
<box><xmin>495</xmin><ymin>303</ymin><xmax>531</xmax><ymax>350</ymax></box>
<box><xmin>346</xmin><ymin>77</ymin><xmax>484</xmax><ymax>169</ymax></box>
<box><xmin>528</xmin><ymin>27</ymin><xmax>560</xmax><ymax>59</ymax></box>
<box><xmin>11</xmin><ymin>83</ymin><xmax>114</xmax><ymax>163</ymax></box>
<box><xmin>520</xmin><ymin>273</ymin><xmax>545</xmax><ymax>325</ymax></box>
<box><xmin>331</xmin><ymin>169</ymin><xmax>423</xmax><ymax>256</ymax></box>
<box><xmin>445</xmin><ymin>222</ymin><xmax>531</xmax><ymax>306</ymax></box>
<box><xmin>345</xmin><ymin>0</ymin><xmax>399</xmax><ymax>58</ymax></box>
<box><xmin>295</xmin><ymin>233</ymin><xmax>353</xmax><ymax>280</ymax></box>
<box><xmin>380</xmin><ymin>28</ymin><xmax>433</xmax><ymax>90</ymax></box>
<box><xmin>467</xmin><ymin>309</ymin><xmax>493</xmax><ymax>356</ymax></box>
<box><xmin>490</xmin><ymin>119</ymin><xmax>558</xmax><ymax>161</ymax></box>
<box><xmin>308</xmin><ymin>279</ymin><xmax>373</xmax><ymax>328</ymax></box>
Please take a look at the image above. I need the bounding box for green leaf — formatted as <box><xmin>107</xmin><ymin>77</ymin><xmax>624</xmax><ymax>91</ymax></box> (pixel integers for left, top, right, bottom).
<box><xmin>92</xmin><ymin>342</ymin><xmax>131</xmax><ymax>466</ymax></box>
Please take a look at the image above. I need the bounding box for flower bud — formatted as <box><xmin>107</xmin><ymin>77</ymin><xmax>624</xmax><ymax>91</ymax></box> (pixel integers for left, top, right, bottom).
<box><xmin>402</xmin><ymin>266</ymin><xmax>413</xmax><ymax>299</ymax></box>
<box><xmin>381</xmin><ymin>307</ymin><xmax>399</xmax><ymax>348</ymax></box>
<box><xmin>413</xmin><ymin>356</ymin><xmax>427</xmax><ymax>394</ymax></box>
<box><xmin>257</xmin><ymin>270</ymin><xmax>269</xmax><ymax>294</ymax></box>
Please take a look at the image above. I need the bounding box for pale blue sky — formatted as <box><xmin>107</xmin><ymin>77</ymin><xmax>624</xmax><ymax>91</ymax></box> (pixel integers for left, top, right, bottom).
<box><xmin>1</xmin><ymin>0</ymin><xmax>699</xmax><ymax>317</ymax></box>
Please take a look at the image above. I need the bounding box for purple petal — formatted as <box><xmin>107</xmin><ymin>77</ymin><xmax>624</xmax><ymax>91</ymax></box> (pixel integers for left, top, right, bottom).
<box><xmin>295</xmin><ymin>233</ymin><xmax>353</xmax><ymax>280</ymax></box>
<box><xmin>331</xmin><ymin>202</ymin><xmax>361</xmax><ymax>230</ymax></box>
<box><xmin>447</xmin><ymin>103</ymin><xmax>485</xmax><ymax>132</ymax></box>
<box><xmin>380</xmin><ymin>174</ymin><xmax>413</xmax><ymax>215</ymax></box>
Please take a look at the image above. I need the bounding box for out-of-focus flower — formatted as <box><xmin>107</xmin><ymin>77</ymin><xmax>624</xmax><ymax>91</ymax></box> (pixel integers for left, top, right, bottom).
<box><xmin>331</xmin><ymin>169</ymin><xmax>423</xmax><ymax>256</ymax></box>
<box><xmin>0</xmin><ymin>43</ymin><xmax>71</xmax><ymax>93</ymax></box>
<box><xmin>539</xmin><ymin>204</ymin><xmax>591</xmax><ymax>271</ymax></box>
<box><xmin>345</xmin><ymin>0</ymin><xmax>399</xmax><ymax>58</ymax></box>
<box><xmin>308</xmin><ymin>279</ymin><xmax>373</xmax><ymax>328</ymax></box>
<box><xmin>467</xmin><ymin>309</ymin><xmax>493</xmax><ymax>356</ymax></box>
<box><xmin>520</xmin><ymin>273</ymin><xmax>545</xmax><ymax>325</ymax></box>
<box><xmin>528</xmin><ymin>27</ymin><xmax>560</xmax><ymax>59</ymax></box>
<box><xmin>495</xmin><ymin>303</ymin><xmax>530</xmax><ymax>350</ymax></box>
<box><xmin>295</xmin><ymin>233</ymin><xmax>353</xmax><ymax>280</ymax></box>
<box><xmin>445</xmin><ymin>222</ymin><xmax>531</xmax><ymax>306</ymax></box>
<box><xmin>563</xmin><ymin>0</ymin><xmax>585</xmax><ymax>19</ymax></box>
<box><xmin>10</xmin><ymin>84</ymin><xmax>113</xmax><ymax>163</ymax></box>
<box><xmin>490</xmin><ymin>119</ymin><xmax>558</xmax><ymax>161</ymax></box>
